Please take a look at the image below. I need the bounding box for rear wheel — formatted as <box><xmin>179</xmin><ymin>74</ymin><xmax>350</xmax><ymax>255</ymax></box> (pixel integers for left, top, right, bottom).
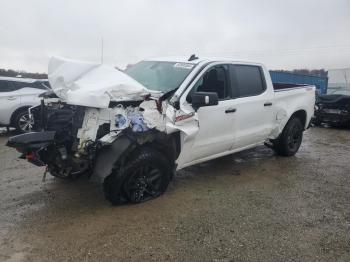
<box><xmin>12</xmin><ymin>109</ymin><xmax>33</xmax><ymax>133</ymax></box>
<box><xmin>103</xmin><ymin>148</ymin><xmax>171</xmax><ymax>205</ymax></box>
<box><xmin>273</xmin><ymin>117</ymin><xmax>304</xmax><ymax>156</ymax></box>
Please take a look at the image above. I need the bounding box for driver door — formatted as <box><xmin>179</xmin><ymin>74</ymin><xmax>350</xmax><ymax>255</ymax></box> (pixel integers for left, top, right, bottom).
<box><xmin>179</xmin><ymin>64</ymin><xmax>237</xmax><ymax>166</ymax></box>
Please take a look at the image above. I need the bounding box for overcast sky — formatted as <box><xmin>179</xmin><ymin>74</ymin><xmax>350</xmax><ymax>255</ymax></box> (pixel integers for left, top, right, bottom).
<box><xmin>0</xmin><ymin>0</ymin><xmax>349</xmax><ymax>72</ymax></box>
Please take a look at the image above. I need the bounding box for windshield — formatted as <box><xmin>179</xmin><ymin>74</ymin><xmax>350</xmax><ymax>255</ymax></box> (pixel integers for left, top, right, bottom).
<box><xmin>125</xmin><ymin>61</ymin><xmax>195</xmax><ymax>92</ymax></box>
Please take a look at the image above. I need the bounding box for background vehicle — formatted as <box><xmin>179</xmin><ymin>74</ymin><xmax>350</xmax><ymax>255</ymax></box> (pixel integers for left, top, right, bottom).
<box><xmin>328</xmin><ymin>89</ymin><xmax>350</xmax><ymax>96</ymax></box>
<box><xmin>7</xmin><ymin>56</ymin><xmax>315</xmax><ymax>204</ymax></box>
<box><xmin>0</xmin><ymin>77</ymin><xmax>49</xmax><ymax>132</ymax></box>
<box><xmin>314</xmin><ymin>89</ymin><xmax>350</xmax><ymax>127</ymax></box>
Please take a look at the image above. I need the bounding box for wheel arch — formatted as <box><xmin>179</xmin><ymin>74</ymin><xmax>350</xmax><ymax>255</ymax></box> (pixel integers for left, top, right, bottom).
<box><xmin>92</xmin><ymin>131</ymin><xmax>181</xmax><ymax>182</ymax></box>
<box><xmin>10</xmin><ymin>106</ymin><xmax>31</xmax><ymax>126</ymax></box>
<box><xmin>141</xmin><ymin>132</ymin><xmax>181</xmax><ymax>167</ymax></box>
<box><xmin>289</xmin><ymin>109</ymin><xmax>307</xmax><ymax>130</ymax></box>
<box><xmin>270</xmin><ymin>108</ymin><xmax>308</xmax><ymax>141</ymax></box>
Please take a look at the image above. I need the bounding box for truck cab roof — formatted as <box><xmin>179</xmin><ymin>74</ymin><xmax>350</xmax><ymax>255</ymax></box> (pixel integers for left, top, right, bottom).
<box><xmin>146</xmin><ymin>56</ymin><xmax>264</xmax><ymax>67</ymax></box>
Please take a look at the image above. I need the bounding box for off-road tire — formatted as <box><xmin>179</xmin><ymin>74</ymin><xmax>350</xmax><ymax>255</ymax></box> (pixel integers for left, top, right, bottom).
<box><xmin>273</xmin><ymin>117</ymin><xmax>304</xmax><ymax>156</ymax></box>
<box><xmin>103</xmin><ymin>148</ymin><xmax>172</xmax><ymax>205</ymax></box>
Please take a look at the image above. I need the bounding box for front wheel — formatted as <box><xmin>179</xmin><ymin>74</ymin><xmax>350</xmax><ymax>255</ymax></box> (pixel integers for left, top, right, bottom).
<box><xmin>272</xmin><ymin>117</ymin><xmax>304</xmax><ymax>156</ymax></box>
<box><xmin>103</xmin><ymin>148</ymin><xmax>172</xmax><ymax>205</ymax></box>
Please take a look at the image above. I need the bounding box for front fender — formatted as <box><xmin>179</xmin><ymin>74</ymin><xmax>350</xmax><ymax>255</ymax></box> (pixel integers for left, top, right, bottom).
<box><xmin>92</xmin><ymin>129</ymin><xmax>177</xmax><ymax>182</ymax></box>
<box><xmin>91</xmin><ymin>136</ymin><xmax>133</xmax><ymax>182</ymax></box>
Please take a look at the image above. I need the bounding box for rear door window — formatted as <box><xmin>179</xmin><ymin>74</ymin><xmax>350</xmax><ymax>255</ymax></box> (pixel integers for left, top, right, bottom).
<box><xmin>30</xmin><ymin>81</ymin><xmax>48</xmax><ymax>90</ymax></box>
<box><xmin>231</xmin><ymin>65</ymin><xmax>266</xmax><ymax>97</ymax></box>
<box><xmin>0</xmin><ymin>80</ymin><xmax>17</xmax><ymax>92</ymax></box>
<box><xmin>10</xmin><ymin>81</ymin><xmax>48</xmax><ymax>90</ymax></box>
<box><xmin>42</xmin><ymin>81</ymin><xmax>50</xmax><ymax>89</ymax></box>
<box><xmin>12</xmin><ymin>81</ymin><xmax>30</xmax><ymax>90</ymax></box>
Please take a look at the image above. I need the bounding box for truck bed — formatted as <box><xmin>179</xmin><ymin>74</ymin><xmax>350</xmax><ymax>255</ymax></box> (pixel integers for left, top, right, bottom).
<box><xmin>273</xmin><ymin>82</ymin><xmax>308</xmax><ymax>91</ymax></box>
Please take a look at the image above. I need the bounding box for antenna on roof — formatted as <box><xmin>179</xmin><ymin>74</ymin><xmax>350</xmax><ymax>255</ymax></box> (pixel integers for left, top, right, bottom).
<box><xmin>188</xmin><ymin>54</ymin><xmax>198</xmax><ymax>61</ymax></box>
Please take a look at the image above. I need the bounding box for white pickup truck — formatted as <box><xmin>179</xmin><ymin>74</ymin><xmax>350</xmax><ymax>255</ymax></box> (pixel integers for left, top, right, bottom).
<box><xmin>7</xmin><ymin>56</ymin><xmax>315</xmax><ymax>204</ymax></box>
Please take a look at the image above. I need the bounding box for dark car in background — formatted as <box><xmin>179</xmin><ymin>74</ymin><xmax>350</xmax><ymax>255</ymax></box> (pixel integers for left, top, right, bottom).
<box><xmin>313</xmin><ymin>89</ymin><xmax>350</xmax><ymax>127</ymax></box>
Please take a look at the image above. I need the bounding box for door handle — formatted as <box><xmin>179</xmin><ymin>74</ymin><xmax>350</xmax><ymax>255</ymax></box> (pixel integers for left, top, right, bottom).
<box><xmin>264</xmin><ymin>102</ymin><xmax>272</xmax><ymax>106</ymax></box>
<box><xmin>7</xmin><ymin>96</ymin><xmax>17</xmax><ymax>100</ymax></box>
<box><xmin>225</xmin><ymin>108</ymin><xmax>237</xmax><ymax>113</ymax></box>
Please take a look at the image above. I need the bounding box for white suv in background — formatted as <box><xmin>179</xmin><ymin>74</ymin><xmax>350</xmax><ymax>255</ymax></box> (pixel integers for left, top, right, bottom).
<box><xmin>0</xmin><ymin>77</ymin><xmax>49</xmax><ymax>132</ymax></box>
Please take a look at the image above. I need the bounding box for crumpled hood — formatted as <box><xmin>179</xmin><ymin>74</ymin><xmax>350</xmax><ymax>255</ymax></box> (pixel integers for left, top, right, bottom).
<box><xmin>48</xmin><ymin>56</ymin><xmax>153</xmax><ymax>108</ymax></box>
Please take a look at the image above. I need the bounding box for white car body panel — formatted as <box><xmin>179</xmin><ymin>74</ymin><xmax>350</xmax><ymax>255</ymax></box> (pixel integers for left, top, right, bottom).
<box><xmin>0</xmin><ymin>81</ymin><xmax>45</xmax><ymax>126</ymax></box>
<box><xmin>0</xmin><ymin>90</ymin><xmax>21</xmax><ymax>125</ymax></box>
<box><xmin>231</xmin><ymin>66</ymin><xmax>276</xmax><ymax>149</ymax></box>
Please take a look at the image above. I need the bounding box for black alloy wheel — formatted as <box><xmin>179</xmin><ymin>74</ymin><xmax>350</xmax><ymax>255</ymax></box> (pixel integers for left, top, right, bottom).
<box><xmin>124</xmin><ymin>164</ymin><xmax>164</xmax><ymax>203</ymax></box>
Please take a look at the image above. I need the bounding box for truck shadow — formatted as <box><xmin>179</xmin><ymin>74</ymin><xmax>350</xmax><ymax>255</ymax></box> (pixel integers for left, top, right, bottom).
<box><xmin>4</xmin><ymin>142</ymin><xmax>306</xmax><ymax>252</ymax></box>
<box><xmin>11</xmin><ymin>144</ymin><xmax>296</xmax><ymax>221</ymax></box>
<box><xmin>178</xmin><ymin>145</ymin><xmax>276</xmax><ymax>179</ymax></box>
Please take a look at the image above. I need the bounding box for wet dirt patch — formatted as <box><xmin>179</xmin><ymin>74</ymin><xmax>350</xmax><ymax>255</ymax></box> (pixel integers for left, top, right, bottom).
<box><xmin>0</xmin><ymin>127</ymin><xmax>349</xmax><ymax>261</ymax></box>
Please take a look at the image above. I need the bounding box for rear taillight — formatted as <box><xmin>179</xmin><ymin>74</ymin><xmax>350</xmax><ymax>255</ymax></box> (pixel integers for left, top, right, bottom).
<box><xmin>26</xmin><ymin>152</ymin><xmax>35</xmax><ymax>161</ymax></box>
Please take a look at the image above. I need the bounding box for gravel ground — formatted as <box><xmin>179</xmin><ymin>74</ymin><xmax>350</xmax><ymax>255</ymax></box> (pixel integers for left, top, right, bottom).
<box><xmin>0</xmin><ymin>127</ymin><xmax>349</xmax><ymax>262</ymax></box>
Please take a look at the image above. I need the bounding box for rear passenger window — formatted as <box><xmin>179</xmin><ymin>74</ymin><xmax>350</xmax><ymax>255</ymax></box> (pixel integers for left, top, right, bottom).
<box><xmin>12</xmin><ymin>81</ymin><xmax>47</xmax><ymax>90</ymax></box>
<box><xmin>12</xmin><ymin>81</ymin><xmax>29</xmax><ymax>90</ymax></box>
<box><xmin>42</xmin><ymin>81</ymin><xmax>50</xmax><ymax>89</ymax></box>
<box><xmin>0</xmin><ymin>80</ymin><xmax>16</xmax><ymax>92</ymax></box>
<box><xmin>30</xmin><ymin>82</ymin><xmax>47</xmax><ymax>90</ymax></box>
<box><xmin>234</xmin><ymin>65</ymin><xmax>265</xmax><ymax>97</ymax></box>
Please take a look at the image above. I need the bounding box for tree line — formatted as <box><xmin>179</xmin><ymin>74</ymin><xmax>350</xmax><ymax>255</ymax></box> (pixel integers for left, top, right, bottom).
<box><xmin>0</xmin><ymin>68</ymin><xmax>48</xmax><ymax>79</ymax></box>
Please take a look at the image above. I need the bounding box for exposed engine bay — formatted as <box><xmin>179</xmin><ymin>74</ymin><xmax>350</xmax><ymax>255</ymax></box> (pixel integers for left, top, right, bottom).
<box><xmin>15</xmin><ymin>96</ymin><xmax>178</xmax><ymax>180</ymax></box>
<box><xmin>30</xmin><ymin>101</ymin><xmax>88</xmax><ymax>178</ymax></box>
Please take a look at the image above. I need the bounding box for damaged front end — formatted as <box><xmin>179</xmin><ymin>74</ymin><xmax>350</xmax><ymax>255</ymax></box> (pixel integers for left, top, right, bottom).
<box><xmin>6</xmin><ymin>57</ymin><xmax>168</xmax><ymax>179</ymax></box>
<box><xmin>7</xmin><ymin>96</ymin><xmax>177</xmax><ymax>180</ymax></box>
<box><xmin>6</xmin><ymin>56</ymin><xmax>199</xmax><ymax>203</ymax></box>
<box><xmin>7</xmin><ymin>101</ymin><xmax>93</xmax><ymax>178</ymax></box>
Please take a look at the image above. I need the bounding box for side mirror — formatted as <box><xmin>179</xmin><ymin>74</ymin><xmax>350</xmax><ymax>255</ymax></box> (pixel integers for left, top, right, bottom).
<box><xmin>191</xmin><ymin>92</ymin><xmax>219</xmax><ymax>111</ymax></box>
